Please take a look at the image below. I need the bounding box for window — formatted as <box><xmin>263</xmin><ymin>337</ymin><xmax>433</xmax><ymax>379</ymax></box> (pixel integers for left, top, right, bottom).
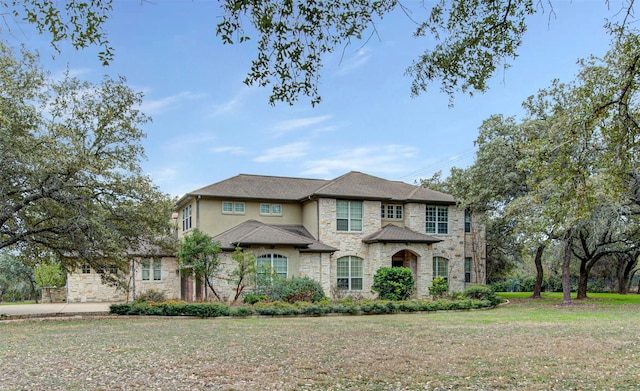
<box><xmin>256</xmin><ymin>254</ymin><xmax>288</xmax><ymax>279</ymax></box>
<box><xmin>97</xmin><ymin>266</ymin><xmax>106</xmax><ymax>274</ymax></box>
<box><xmin>465</xmin><ymin>210</ymin><xmax>472</xmax><ymax>233</ymax></box>
<box><xmin>337</xmin><ymin>200</ymin><xmax>363</xmax><ymax>232</ymax></box>
<box><xmin>223</xmin><ymin>201</ymin><xmax>245</xmax><ymax>214</ymax></box>
<box><xmin>381</xmin><ymin>204</ymin><xmax>403</xmax><ymax>220</ymax></box>
<box><xmin>465</xmin><ymin>257</ymin><xmax>472</xmax><ymax>283</ymax></box>
<box><xmin>260</xmin><ymin>203</ymin><xmax>282</xmax><ymax>216</ymax></box>
<box><xmin>182</xmin><ymin>205</ymin><xmax>192</xmax><ymax>232</ymax></box>
<box><xmin>426</xmin><ymin>206</ymin><xmax>448</xmax><ymax>234</ymax></box>
<box><xmin>82</xmin><ymin>265</ymin><xmax>91</xmax><ymax>274</ymax></box>
<box><xmin>109</xmin><ymin>266</ymin><xmax>119</xmax><ymax>274</ymax></box>
<box><xmin>141</xmin><ymin>259</ymin><xmax>161</xmax><ymax>281</ymax></box>
<box><xmin>337</xmin><ymin>256</ymin><xmax>363</xmax><ymax>290</ymax></box>
<box><xmin>433</xmin><ymin>256</ymin><xmax>449</xmax><ymax>282</ymax></box>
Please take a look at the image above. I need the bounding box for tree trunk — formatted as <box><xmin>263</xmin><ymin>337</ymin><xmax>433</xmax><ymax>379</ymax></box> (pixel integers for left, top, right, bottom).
<box><xmin>562</xmin><ymin>231</ymin><xmax>573</xmax><ymax>305</ymax></box>
<box><xmin>617</xmin><ymin>254</ymin><xmax>629</xmax><ymax>294</ymax></box>
<box><xmin>206</xmin><ymin>277</ymin><xmax>222</xmax><ymax>302</ymax></box>
<box><xmin>532</xmin><ymin>244</ymin><xmax>545</xmax><ymax>299</ymax></box>
<box><xmin>576</xmin><ymin>260</ymin><xmax>589</xmax><ymax>300</ymax></box>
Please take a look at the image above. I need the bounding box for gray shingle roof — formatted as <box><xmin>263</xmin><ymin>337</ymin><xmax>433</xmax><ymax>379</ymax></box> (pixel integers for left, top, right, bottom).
<box><xmin>312</xmin><ymin>171</ymin><xmax>454</xmax><ymax>203</ymax></box>
<box><xmin>184</xmin><ymin>174</ymin><xmax>328</xmax><ymax>202</ymax></box>
<box><xmin>362</xmin><ymin>224</ymin><xmax>442</xmax><ymax>244</ymax></box>
<box><xmin>212</xmin><ymin>220</ymin><xmax>338</xmax><ymax>253</ymax></box>
<box><xmin>177</xmin><ymin>171</ymin><xmax>454</xmax><ymax>206</ymax></box>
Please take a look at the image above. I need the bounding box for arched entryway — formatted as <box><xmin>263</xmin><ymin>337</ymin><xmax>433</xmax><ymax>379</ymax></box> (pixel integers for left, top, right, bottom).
<box><xmin>391</xmin><ymin>250</ymin><xmax>418</xmax><ymax>278</ymax></box>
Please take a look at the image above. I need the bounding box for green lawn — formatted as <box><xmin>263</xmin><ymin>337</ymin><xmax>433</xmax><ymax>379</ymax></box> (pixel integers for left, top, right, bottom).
<box><xmin>2</xmin><ymin>296</ymin><xmax>640</xmax><ymax>390</ymax></box>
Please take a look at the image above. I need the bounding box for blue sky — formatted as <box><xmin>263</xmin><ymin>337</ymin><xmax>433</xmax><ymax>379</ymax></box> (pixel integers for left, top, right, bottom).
<box><xmin>7</xmin><ymin>1</ymin><xmax>620</xmax><ymax>198</ymax></box>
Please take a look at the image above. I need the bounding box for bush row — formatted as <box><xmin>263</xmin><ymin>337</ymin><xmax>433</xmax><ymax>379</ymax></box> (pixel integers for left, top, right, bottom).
<box><xmin>110</xmin><ymin>285</ymin><xmax>502</xmax><ymax>317</ymax></box>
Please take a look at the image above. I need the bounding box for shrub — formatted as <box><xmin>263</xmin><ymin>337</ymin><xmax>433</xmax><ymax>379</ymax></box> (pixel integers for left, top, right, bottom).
<box><xmin>243</xmin><ymin>294</ymin><xmax>267</xmax><ymax>305</ymax></box>
<box><xmin>255</xmin><ymin>276</ymin><xmax>326</xmax><ymax>303</ymax></box>
<box><xmin>136</xmin><ymin>289</ymin><xmax>166</xmax><ymax>303</ymax></box>
<box><xmin>371</xmin><ymin>267</ymin><xmax>415</xmax><ymax>301</ymax></box>
<box><xmin>429</xmin><ymin>277</ymin><xmax>449</xmax><ymax>299</ymax></box>
<box><xmin>230</xmin><ymin>306</ymin><xmax>255</xmax><ymax>317</ymax></box>
<box><xmin>462</xmin><ymin>285</ymin><xmax>502</xmax><ymax>306</ymax></box>
<box><xmin>254</xmin><ymin>301</ymin><xmax>299</xmax><ymax>316</ymax></box>
<box><xmin>359</xmin><ymin>299</ymin><xmax>399</xmax><ymax>314</ymax></box>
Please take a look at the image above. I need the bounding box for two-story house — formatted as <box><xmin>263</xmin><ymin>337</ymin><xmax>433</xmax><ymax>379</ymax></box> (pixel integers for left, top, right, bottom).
<box><xmin>175</xmin><ymin>171</ymin><xmax>486</xmax><ymax>301</ymax></box>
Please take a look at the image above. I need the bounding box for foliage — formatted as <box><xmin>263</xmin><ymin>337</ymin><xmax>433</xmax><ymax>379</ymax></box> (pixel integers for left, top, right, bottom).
<box><xmin>136</xmin><ymin>289</ymin><xmax>167</xmax><ymax>303</ymax></box>
<box><xmin>228</xmin><ymin>247</ymin><xmax>256</xmax><ymax>303</ymax></box>
<box><xmin>0</xmin><ymin>252</ymin><xmax>39</xmax><ymax>302</ymax></box>
<box><xmin>254</xmin><ymin>276</ymin><xmax>327</xmax><ymax>303</ymax></box>
<box><xmin>178</xmin><ymin>228</ymin><xmax>222</xmax><ymax>300</ymax></box>
<box><xmin>371</xmin><ymin>267</ymin><xmax>415</xmax><ymax>300</ymax></box>
<box><xmin>2</xmin><ymin>0</ymin><xmax>114</xmax><ymax>65</ymax></box>
<box><xmin>243</xmin><ymin>293</ymin><xmax>268</xmax><ymax>305</ymax></box>
<box><xmin>462</xmin><ymin>285</ymin><xmax>503</xmax><ymax>306</ymax></box>
<box><xmin>0</xmin><ymin>43</ymin><xmax>175</xmax><ymax>277</ymax></box>
<box><xmin>34</xmin><ymin>260</ymin><xmax>65</xmax><ymax>288</ymax></box>
<box><xmin>429</xmin><ymin>277</ymin><xmax>449</xmax><ymax>299</ymax></box>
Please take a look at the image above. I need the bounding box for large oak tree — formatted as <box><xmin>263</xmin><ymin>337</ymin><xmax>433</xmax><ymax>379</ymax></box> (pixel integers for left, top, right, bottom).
<box><xmin>0</xmin><ymin>43</ymin><xmax>174</xmax><ymax>274</ymax></box>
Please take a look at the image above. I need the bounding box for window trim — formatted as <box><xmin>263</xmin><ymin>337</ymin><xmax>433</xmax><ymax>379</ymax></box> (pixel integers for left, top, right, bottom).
<box><xmin>433</xmin><ymin>256</ymin><xmax>449</xmax><ymax>282</ymax></box>
<box><xmin>426</xmin><ymin>205</ymin><xmax>449</xmax><ymax>234</ymax></box>
<box><xmin>381</xmin><ymin>203</ymin><xmax>403</xmax><ymax>220</ymax></box>
<box><xmin>465</xmin><ymin>210</ymin><xmax>472</xmax><ymax>233</ymax></box>
<box><xmin>222</xmin><ymin>201</ymin><xmax>245</xmax><ymax>215</ymax></box>
<box><xmin>336</xmin><ymin>200</ymin><xmax>363</xmax><ymax>232</ymax></box>
<box><xmin>464</xmin><ymin>257</ymin><xmax>472</xmax><ymax>283</ymax></box>
<box><xmin>337</xmin><ymin>256</ymin><xmax>364</xmax><ymax>291</ymax></box>
<box><xmin>260</xmin><ymin>203</ymin><xmax>283</xmax><ymax>216</ymax></box>
<box><xmin>182</xmin><ymin>204</ymin><xmax>192</xmax><ymax>232</ymax></box>
<box><xmin>256</xmin><ymin>253</ymin><xmax>288</xmax><ymax>280</ymax></box>
<box><xmin>141</xmin><ymin>259</ymin><xmax>162</xmax><ymax>281</ymax></box>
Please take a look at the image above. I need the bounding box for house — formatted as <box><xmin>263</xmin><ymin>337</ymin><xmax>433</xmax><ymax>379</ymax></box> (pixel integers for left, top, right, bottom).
<box><xmin>65</xmin><ymin>243</ymin><xmax>180</xmax><ymax>303</ymax></box>
<box><xmin>175</xmin><ymin>171</ymin><xmax>486</xmax><ymax>301</ymax></box>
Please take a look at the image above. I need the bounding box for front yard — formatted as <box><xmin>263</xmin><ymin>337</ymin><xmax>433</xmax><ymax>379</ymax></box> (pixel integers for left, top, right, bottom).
<box><xmin>1</xmin><ymin>295</ymin><xmax>639</xmax><ymax>390</ymax></box>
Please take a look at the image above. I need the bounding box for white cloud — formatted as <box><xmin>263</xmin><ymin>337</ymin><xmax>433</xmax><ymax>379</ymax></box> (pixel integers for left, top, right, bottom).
<box><xmin>253</xmin><ymin>142</ymin><xmax>310</xmax><ymax>163</ymax></box>
<box><xmin>336</xmin><ymin>48</ymin><xmax>371</xmax><ymax>75</ymax></box>
<box><xmin>140</xmin><ymin>91</ymin><xmax>205</xmax><ymax>115</ymax></box>
<box><xmin>211</xmin><ymin>146</ymin><xmax>248</xmax><ymax>155</ymax></box>
<box><xmin>301</xmin><ymin>145</ymin><xmax>418</xmax><ymax>177</ymax></box>
<box><xmin>210</xmin><ymin>88</ymin><xmax>252</xmax><ymax>116</ymax></box>
<box><xmin>273</xmin><ymin>115</ymin><xmax>333</xmax><ymax>133</ymax></box>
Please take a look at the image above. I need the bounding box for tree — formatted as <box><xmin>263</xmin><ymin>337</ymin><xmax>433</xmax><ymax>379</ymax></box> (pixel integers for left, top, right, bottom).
<box><xmin>520</xmin><ymin>31</ymin><xmax>640</xmax><ymax>303</ymax></box>
<box><xmin>0</xmin><ymin>252</ymin><xmax>38</xmax><ymax>303</ymax></box>
<box><xmin>5</xmin><ymin>1</ymin><xmax>637</xmax><ymax>106</ymax></box>
<box><xmin>0</xmin><ymin>43</ymin><xmax>174</xmax><ymax>277</ymax></box>
<box><xmin>228</xmin><ymin>246</ymin><xmax>256</xmax><ymax>304</ymax></box>
<box><xmin>1</xmin><ymin>0</ymin><xmax>114</xmax><ymax>65</ymax></box>
<box><xmin>177</xmin><ymin>228</ymin><xmax>223</xmax><ymax>301</ymax></box>
<box><xmin>34</xmin><ymin>259</ymin><xmax>66</xmax><ymax>302</ymax></box>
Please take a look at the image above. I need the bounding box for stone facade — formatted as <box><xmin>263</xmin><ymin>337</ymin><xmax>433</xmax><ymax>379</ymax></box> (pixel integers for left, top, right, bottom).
<box><xmin>66</xmin><ymin>257</ymin><xmax>180</xmax><ymax>303</ymax></box>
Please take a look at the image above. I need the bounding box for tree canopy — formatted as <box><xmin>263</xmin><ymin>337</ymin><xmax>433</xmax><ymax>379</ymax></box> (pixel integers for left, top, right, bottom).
<box><xmin>4</xmin><ymin>1</ymin><xmax>636</xmax><ymax>106</ymax></box>
<box><xmin>0</xmin><ymin>42</ymin><xmax>174</xmax><ymax>273</ymax></box>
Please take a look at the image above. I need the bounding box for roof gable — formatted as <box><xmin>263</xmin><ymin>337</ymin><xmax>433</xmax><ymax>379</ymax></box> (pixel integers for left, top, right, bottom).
<box><xmin>362</xmin><ymin>224</ymin><xmax>442</xmax><ymax>244</ymax></box>
<box><xmin>212</xmin><ymin>220</ymin><xmax>337</xmax><ymax>253</ymax></box>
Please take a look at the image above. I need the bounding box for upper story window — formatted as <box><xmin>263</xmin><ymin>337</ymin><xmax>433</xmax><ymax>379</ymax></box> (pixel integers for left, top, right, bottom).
<box><xmin>337</xmin><ymin>200</ymin><xmax>363</xmax><ymax>232</ymax></box>
<box><xmin>260</xmin><ymin>203</ymin><xmax>282</xmax><ymax>216</ymax></box>
<box><xmin>222</xmin><ymin>201</ymin><xmax>245</xmax><ymax>214</ymax></box>
<box><xmin>81</xmin><ymin>265</ymin><xmax>91</xmax><ymax>274</ymax></box>
<box><xmin>381</xmin><ymin>204</ymin><xmax>403</xmax><ymax>220</ymax></box>
<box><xmin>465</xmin><ymin>210</ymin><xmax>472</xmax><ymax>233</ymax></box>
<box><xmin>426</xmin><ymin>205</ymin><xmax>448</xmax><ymax>234</ymax></box>
<box><xmin>182</xmin><ymin>204</ymin><xmax>192</xmax><ymax>232</ymax></box>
